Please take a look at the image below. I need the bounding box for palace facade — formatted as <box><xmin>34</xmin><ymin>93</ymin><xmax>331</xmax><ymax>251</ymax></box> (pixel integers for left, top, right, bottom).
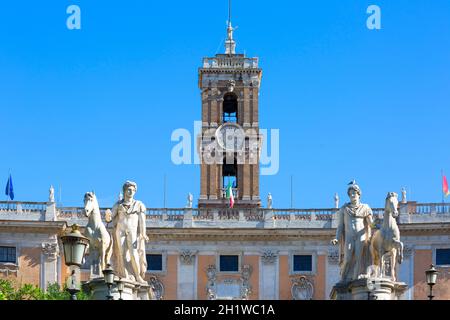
<box><xmin>1</xmin><ymin>15</ymin><xmax>450</xmax><ymax>300</ymax></box>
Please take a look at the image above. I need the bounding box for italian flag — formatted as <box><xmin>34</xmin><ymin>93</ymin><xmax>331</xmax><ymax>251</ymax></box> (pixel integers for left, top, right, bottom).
<box><xmin>444</xmin><ymin>175</ymin><xmax>450</xmax><ymax>197</ymax></box>
<box><xmin>226</xmin><ymin>181</ymin><xmax>235</xmax><ymax>208</ymax></box>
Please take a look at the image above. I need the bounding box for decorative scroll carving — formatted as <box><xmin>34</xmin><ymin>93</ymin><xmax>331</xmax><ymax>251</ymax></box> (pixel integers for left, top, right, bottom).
<box><xmin>327</xmin><ymin>247</ymin><xmax>340</xmax><ymax>265</ymax></box>
<box><xmin>403</xmin><ymin>245</ymin><xmax>413</xmax><ymax>259</ymax></box>
<box><xmin>148</xmin><ymin>276</ymin><xmax>164</xmax><ymax>300</ymax></box>
<box><xmin>291</xmin><ymin>276</ymin><xmax>314</xmax><ymax>300</ymax></box>
<box><xmin>179</xmin><ymin>250</ymin><xmax>197</xmax><ymax>265</ymax></box>
<box><xmin>261</xmin><ymin>250</ymin><xmax>278</xmax><ymax>264</ymax></box>
<box><xmin>206</xmin><ymin>265</ymin><xmax>217</xmax><ymax>300</ymax></box>
<box><xmin>205</xmin><ymin>264</ymin><xmax>252</xmax><ymax>300</ymax></box>
<box><xmin>240</xmin><ymin>265</ymin><xmax>252</xmax><ymax>300</ymax></box>
<box><xmin>42</xmin><ymin>242</ymin><xmax>59</xmax><ymax>261</ymax></box>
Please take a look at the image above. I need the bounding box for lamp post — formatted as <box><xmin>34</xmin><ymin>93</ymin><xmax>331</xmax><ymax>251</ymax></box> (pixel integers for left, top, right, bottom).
<box><xmin>103</xmin><ymin>264</ymin><xmax>115</xmax><ymax>300</ymax></box>
<box><xmin>425</xmin><ymin>264</ymin><xmax>438</xmax><ymax>300</ymax></box>
<box><xmin>60</xmin><ymin>224</ymin><xmax>89</xmax><ymax>300</ymax></box>
<box><xmin>117</xmin><ymin>279</ymin><xmax>124</xmax><ymax>300</ymax></box>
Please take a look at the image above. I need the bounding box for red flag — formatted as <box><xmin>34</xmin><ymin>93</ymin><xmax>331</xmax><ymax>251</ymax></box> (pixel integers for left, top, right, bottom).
<box><xmin>444</xmin><ymin>175</ymin><xmax>450</xmax><ymax>197</ymax></box>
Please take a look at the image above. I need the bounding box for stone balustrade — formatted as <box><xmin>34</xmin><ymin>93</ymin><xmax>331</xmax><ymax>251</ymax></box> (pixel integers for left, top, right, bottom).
<box><xmin>202</xmin><ymin>55</ymin><xmax>259</xmax><ymax>69</ymax></box>
<box><xmin>407</xmin><ymin>202</ymin><xmax>450</xmax><ymax>215</ymax></box>
<box><xmin>2</xmin><ymin>201</ymin><xmax>450</xmax><ymax>227</ymax></box>
<box><xmin>0</xmin><ymin>201</ymin><xmax>47</xmax><ymax>213</ymax></box>
<box><xmin>219</xmin><ymin>188</ymin><xmax>239</xmax><ymax>199</ymax></box>
<box><xmin>0</xmin><ymin>201</ymin><xmax>48</xmax><ymax>221</ymax></box>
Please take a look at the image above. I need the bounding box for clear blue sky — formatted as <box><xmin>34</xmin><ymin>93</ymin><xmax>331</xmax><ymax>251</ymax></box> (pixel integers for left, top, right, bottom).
<box><xmin>1</xmin><ymin>0</ymin><xmax>449</xmax><ymax>208</ymax></box>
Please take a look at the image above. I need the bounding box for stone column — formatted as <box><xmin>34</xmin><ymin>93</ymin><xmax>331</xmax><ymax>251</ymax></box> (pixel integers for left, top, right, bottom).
<box><xmin>251</xmin><ymin>164</ymin><xmax>260</xmax><ymax>200</ymax></box>
<box><xmin>259</xmin><ymin>250</ymin><xmax>278</xmax><ymax>299</ymax></box>
<box><xmin>202</xmin><ymin>90</ymin><xmax>209</xmax><ymax>126</ymax></box>
<box><xmin>242</xmin><ymin>163</ymin><xmax>251</xmax><ymax>200</ymax></box>
<box><xmin>251</xmin><ymin>88</ymin><xmax>259</xmax><ymax>127</ymax></box>
<box><xmin>41</xmin><ymin>241</ymin><xmax>59</xmax><ymax>290</ymax></box>
<box><xmin>209</xmin><ymin>165</ymin><xmax>218</xmax><ymax>200</ymax></box>
<box><xmin>177</xmin><ymin>250</ymin><xmax>197</xmax><ymax>300</ymax></box>
<box><xmin>398</xmin><ymin>245</ymin><xmax>414</xmax><ymax>300</ymax></box>
<box><xmin>199</xmin><ymin>163</ymin><xmax>207</xmax><ymax>200</ymax></box>
<box><xmin>243</xmin><ymin>87</ymin><xmax>251</xmax><ymax>127</ymax></box>
<box><xmin>326</xmin><ymin>248</ymin><xmax>341</xmax><ymax>300</ymax></box>
<box><xmin>210</xmin><ymin>95</ymin><xmax>219</xmax><ymax>127</ymax></box>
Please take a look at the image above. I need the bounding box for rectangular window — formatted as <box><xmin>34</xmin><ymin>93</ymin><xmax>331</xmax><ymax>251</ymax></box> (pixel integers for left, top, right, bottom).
<box><xmin>146</xmin><ymin>254</ymin><xmax>163</xmax><ymax>271</ymax></box>
<box><xmin>436</xmin><ymin>249</ymin><xmax>450</xmax><ymax>266</ymax></box>
<box><xmin>219</xmin><ymin>255</ymin><xmax>239</xmax><ymax>272</ymax></box>
<box><xmin>80</xmin><ymin>255</ymin><xmax>91</xmax><ymax>270</ymax></box>
<box><xmin>293</xmin><ymin>255</ymin><xmax>312</xmax><ymax>272</ymax></box>
<box><xmin>0</xmin><ymin>246</ymin><xmax>16</xmax><ymax>263</ymax></box>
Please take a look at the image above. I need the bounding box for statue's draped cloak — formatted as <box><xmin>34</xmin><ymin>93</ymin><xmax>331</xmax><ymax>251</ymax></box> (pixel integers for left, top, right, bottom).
<box><xmin>336</xmin><ymin>203</ymin><xmax>373</xmax><ymax>280</ymax></box>
<box><xmin>111</xmin><ymin>199</ymin><xmax>147</xmax><ymax>281</ymax></box>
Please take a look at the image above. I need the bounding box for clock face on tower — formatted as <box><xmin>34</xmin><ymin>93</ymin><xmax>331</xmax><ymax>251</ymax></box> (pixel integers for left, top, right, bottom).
<box><xmin>215</xmin><ymin>123</ymin><xmax>245</xmax><ymax>152</ymax></box>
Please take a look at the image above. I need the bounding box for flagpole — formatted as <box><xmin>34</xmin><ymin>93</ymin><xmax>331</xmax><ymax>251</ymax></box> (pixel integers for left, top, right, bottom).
<box><xmin>6</xmin><ymin>169</ymin><xmax>11</xmax><ymax>202</ymax></box>
<box><xmin>163</xmin><ymin>174</ymin><xmax>167</xmax><ymax>209</ymax></box>
<box><xmin>290</xmin><ymin>175</ymin><xmax>293</xmax><ymax>208</ymax></box>
<box><xmin>442</xmin><ymin>169</ymin><xmax>445</xmax><ymax>204</ymax></box>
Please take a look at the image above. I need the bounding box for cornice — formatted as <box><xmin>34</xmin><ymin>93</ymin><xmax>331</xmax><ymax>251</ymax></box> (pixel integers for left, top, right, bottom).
<box><xmin>0</xmin><ymin>220</ymin><xmax>67</xmax><ymax>234</ymax></box>
<box><xmin>148</xmin><ymin>228</ymin><xmax>335</xmax><ymax>241</ymax></box>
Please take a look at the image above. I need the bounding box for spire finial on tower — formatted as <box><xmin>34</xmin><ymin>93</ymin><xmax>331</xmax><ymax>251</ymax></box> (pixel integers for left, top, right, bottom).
<box><xmin>228</xmin><ymin>0</ymin><xmax>232</xmax><ymax>27</ymax></box>
<box><xmin>225</xmin><ymin>0</ymin><xmax>236</xmax><ymax>55</ymax></box>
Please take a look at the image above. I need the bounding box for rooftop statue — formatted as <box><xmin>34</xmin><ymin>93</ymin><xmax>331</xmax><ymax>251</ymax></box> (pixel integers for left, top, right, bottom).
<box><xmin>401</xmin><ymin>187</ymin><xmax>407</xmax><ymax>204</ymax></box>
<box><xmin>187</xmin><ymin>193</ymin><xmax>193</xmax><ymax>208</ymax></box>
<box><xmin>49</xmin><ymin>185</ymin><xmax>55</xmax><ymax>203</ymax></box>
<box><xmin>334</xmin><ymin>193</ymin><xmax>339</xmax><ymax>209</ymax></box>
<box><xmin>267</xmin><ymin>193</ymin><xmax>273</xmax><ymax>209</ymax></box>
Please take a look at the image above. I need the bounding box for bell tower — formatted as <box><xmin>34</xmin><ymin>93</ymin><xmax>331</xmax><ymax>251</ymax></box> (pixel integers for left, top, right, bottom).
<box><xmin>197</xmin><ymin>5</ymin><xmax>262</xmax><ymax>208</ymax></box>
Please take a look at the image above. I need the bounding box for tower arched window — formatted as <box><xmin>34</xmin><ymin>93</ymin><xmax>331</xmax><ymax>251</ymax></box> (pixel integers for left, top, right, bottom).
<box><xmin>222</xmin><ymin>157</ymin><xmax>238</xmax><ymax>189</ymax></box>
<box><xmin>223</xmin><ymin>93</ymin><xmax>238</xmax><ymax>123</ymax></box>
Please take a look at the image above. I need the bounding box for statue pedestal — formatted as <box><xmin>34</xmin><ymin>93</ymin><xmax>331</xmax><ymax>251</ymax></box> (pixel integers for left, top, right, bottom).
<box><xmin>84</xmin><ymin>278</ymin><xmax>153</xmax><ymax>300</ymax></box>
<box><xmin>330</xmin><ymin>281</ymin><xmax>352</xmax><ymax>300</ymax></box>
<box><xmin>331</xmin><ymin>278</ymin><xmax>408</xmax><ymax>300</ymax></box>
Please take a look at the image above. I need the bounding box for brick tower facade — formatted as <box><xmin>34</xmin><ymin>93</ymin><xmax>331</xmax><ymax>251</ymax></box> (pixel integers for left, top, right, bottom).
<box><xmin>197</xmin><ymin>19</ymin><xmax>262</xmax><ymax>208</ymax></box>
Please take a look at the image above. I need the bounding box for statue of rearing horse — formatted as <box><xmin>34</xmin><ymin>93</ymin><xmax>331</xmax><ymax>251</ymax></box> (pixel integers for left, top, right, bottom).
<box><xmin>83</xmin><ymin>192</ymin><xmax>113</xmax><ymax>272</ymax></box>
<box><xmin>370</xmin><ymin>192</ymin><xmax>404</xmax><ymax>281</ymax></box>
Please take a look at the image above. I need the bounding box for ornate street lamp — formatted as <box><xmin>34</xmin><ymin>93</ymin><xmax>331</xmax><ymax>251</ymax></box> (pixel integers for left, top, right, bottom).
<box><xmin>60</xmin><ymin>224</ymin><xmax>89</xmax><ymax>300</ymax></box>
<box><xmin>103</xmin><ymin>264</ymin><xmax>115</xmax><ymax>300</ymax></box>
<box><xmin>425</xmin><ymin>264</ymin><xmax>438</xmax><ymax>300</ymax></box>
<box><xmin>61</xmin><ymin>224</ymin><xmax>89</xmax><ymax>267</ymax></box>
<box><xmin>117</xmin><ymin>279</ymin><xmax>124</xmax><ymax>300</ymax></box>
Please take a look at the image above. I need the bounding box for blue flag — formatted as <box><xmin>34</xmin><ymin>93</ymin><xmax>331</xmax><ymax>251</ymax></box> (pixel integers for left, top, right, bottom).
<box><xmin>5</xmin><ymin>174</ymin><xmax>14</xmax><ymax>200</ymax></box>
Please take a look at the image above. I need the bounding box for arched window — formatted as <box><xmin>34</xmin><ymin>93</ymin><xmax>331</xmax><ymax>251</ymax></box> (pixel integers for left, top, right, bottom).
<box><xmin>223</xmin><ymin>93</ymin><xmax>238</xmax><ymax>123</ymax></box>
<box><xmin>222</xmin><ymin>157</ymin><xmax>238</xmax><ymax>189</ymax></box>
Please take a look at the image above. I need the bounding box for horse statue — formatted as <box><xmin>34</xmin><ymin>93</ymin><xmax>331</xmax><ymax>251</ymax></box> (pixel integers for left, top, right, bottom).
<box><xmin>370</xmin><ymin>192</ymin><xmax>404</xmax><ymax>281</ymax></box>
<box><xmin>83</xmin><ymin>192</ymin><xmax>113</xmax><ymax>272</ymax></box>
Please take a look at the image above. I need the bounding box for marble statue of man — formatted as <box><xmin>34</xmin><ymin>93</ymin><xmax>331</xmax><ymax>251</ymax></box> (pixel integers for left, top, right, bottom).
<box><xmin>110</xmin><ymin>181</ymin><xmax>148</xmax><ymax>284</ymax></box>
<box><xmin>334</xmin><ymin>193</ymin><xmax>339</xmax><ymax>209</ymax></box>
<box><xmin>187</xmin><ymin>193</ymin><xmax>193</xmax><ymax>208</ymax></box>
<box><xmin>49</xmin><ymin>185</ymin><xmax>55</xmax><ymax>203</ymax></box>
<box><xmin>331</xmin><ymin>181</ymin><xmax>373</xmax><ymax>282</ymax></box>
<box><xmin>401</xmin><ymin>187</ymin><xmax>407</xmax><ymax>204</ymax></box>
<box><xmin>267</xmin><ymin>193</ymin><xmax>273</xmax><ymax>209</ymax></box>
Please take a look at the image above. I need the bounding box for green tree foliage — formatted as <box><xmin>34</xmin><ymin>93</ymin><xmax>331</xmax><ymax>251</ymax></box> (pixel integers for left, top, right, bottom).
<box><xmin>0</xmin><ymin>279</ymin><xmax>91</xmax><ymax>300</ymax></box>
